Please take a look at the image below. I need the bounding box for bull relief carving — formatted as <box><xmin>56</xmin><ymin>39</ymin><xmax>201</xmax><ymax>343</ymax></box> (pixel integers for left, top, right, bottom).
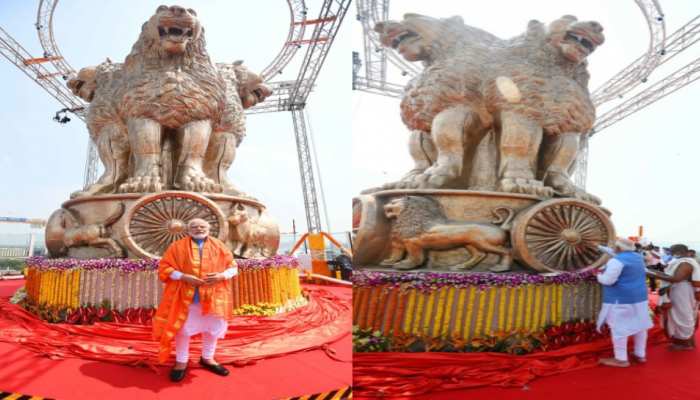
<box><xmin>227</xmin><ymin>204</ymin><xmax>280</xmax><ymax>259</ymax></box>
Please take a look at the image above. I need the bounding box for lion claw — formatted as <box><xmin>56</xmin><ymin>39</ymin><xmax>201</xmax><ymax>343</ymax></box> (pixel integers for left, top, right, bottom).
<box><xmin>489</xmin><ymin>264</ymin><xmax>511</xmax><ymax>272</ymax></box>
<box><xmin>498</xmin><ymin>178</ymin><xmax>553</xmax><ymax>197</ymax></box>
<box><xmin>544</xmin><ymin>172</ymin><xmax>601</xmax><ymax>204</ymax></box>
<box><xmin>392</xmin><ymin>260</ymin><xmax>421</xmax><ymax>270</ymax></box>
<box><xmin>175</xmin><ymin>167</ymin><xmax>220</xmax><ymax>193</ymax></box>
<box><xmin>118</xmin><ymin>175</ymin><xmax>163</xmax><ymax>193</ymax></box>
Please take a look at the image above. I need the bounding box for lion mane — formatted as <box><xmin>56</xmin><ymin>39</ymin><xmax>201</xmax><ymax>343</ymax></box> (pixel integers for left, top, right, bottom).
<box><xmin>387</xmin><ymin>196</ymin><xmax>447</xmax><ymax>239</ymax></box>
<box><xmin>118</xmin><ymin>8</ymin><xmax>227</xmax><ymax>129</ymax></box>
<box><xmin>394</xmin><ymin>14</ymin><xmax>601</xmax><ymax>137</ymax></box>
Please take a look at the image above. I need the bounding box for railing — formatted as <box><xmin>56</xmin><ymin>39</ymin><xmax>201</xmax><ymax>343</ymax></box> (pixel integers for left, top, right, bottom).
<box><xmin>0</xmin><ymin>246</ymin><xmax>30</xmax><ymax>258</ymax></box>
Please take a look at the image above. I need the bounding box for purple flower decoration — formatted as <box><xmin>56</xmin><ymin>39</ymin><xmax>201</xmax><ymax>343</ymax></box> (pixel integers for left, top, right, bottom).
<box><xmin>236</xmin><ymin>255</ymin><xmax>300</xmax><ymax>270</ymax></box>
<box><xmin>26</xmin><ymin>256</ymin><xmax>159</xmax><ymax>272</ymax></box>
<box><xmin>352</xmin><ymin>269</ymin><xmax>597</xmax><ymax>291</ymax></box>
<box><xmin>26</xmin><ymin>255</ymin><xmax>299</xmax><ymax>272</ymax></box>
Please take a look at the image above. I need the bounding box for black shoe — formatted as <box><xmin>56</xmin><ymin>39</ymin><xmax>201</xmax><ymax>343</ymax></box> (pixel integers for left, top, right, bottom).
<box><xmin>199</xmin><ymin>357</ymin><xmax>230</xmax><ymax>376</ymax></box>
<box><xmin>170</xmin><ymin>366</ymin><xmax>187</xmax><ymax>382</ymax></box>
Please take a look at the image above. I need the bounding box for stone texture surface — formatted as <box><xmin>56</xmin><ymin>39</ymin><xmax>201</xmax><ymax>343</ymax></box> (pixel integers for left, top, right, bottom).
<box><xmin>368</xmin><ymin>14</ymin><xmax>604</xmax><ymax>204</ymax></box>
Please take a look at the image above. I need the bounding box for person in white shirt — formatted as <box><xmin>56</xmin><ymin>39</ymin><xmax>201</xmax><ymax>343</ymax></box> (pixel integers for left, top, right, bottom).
<box><xmin>596</xmin><ymin>238</ymin><xmax>653</xmax><ymax>367</ymax></box>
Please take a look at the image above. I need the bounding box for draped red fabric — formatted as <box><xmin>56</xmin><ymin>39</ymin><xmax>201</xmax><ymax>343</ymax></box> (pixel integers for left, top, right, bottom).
<box><xmin>0</xmin><ymin>286</ymin><xmax>350</xmax><ymax>370</ymax></box>
<box><xmin>354</xmin><ymin>325</ymin><xmax>667</xmax><ymax>398</ymax></box>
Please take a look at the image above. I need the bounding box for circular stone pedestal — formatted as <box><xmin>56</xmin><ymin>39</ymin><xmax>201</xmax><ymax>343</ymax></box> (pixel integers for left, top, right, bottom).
<box><xmin>353</xmin><ymin>189</ymin><xmax>615</xmax><ymax>273</ymax></box>
<box><xmin>45</xmin><ymin>191</ymin><xmax>279</xmax><ymax>259</ymax></box>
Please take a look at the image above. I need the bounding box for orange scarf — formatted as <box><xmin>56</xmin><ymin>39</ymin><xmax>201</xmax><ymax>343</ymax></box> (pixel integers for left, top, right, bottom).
<box><xmin>152</xmin><ymin>236</ymin><xmax>235</xmax><ymax>364</ymax></box>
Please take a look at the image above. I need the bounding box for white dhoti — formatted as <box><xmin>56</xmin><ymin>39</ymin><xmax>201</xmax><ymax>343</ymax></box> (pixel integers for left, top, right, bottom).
<box><xmin>175</xmin><ymin>303</ymin><xmax>228</xmax><ymax>363</ymax></box>
<box><xmin>665</xmin><ymin>281</ymin><xmax>698</xmax><ymax>340</ymax></box>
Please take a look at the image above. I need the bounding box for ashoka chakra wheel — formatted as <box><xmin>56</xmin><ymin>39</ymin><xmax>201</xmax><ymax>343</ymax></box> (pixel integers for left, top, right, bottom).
<box><xmin>121</xmin><ymin>191</ymin><xmax>228</xmax><ymax>258</ymax></box>
<box><xmin>511</xmin><ymin>198</ymin><xmax>615</xmax><ymax>272</ymax></box>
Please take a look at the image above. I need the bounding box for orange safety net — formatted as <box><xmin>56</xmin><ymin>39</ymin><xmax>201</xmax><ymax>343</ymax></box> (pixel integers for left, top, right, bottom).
<box><xmin>0</xmin><ymin>286</ymin><xmax>350</xmax><ymax>370</ymax></box>
<box><xmin>353</xmin><ymin>325</ymin><xmax>667</xmax><ymax>398</ymax></box>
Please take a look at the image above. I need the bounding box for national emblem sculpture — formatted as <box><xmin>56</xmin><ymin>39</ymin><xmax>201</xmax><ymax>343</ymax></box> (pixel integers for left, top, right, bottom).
<box><xmin>367</xmin><ymin>14</ymin><xmax>603</xmax><ymax>204</ymax></box>
<box><xmin>45</xmin><ymin>5</ymin><xmax>279</xmax><ymax>259</ymax></box>
<box><xmin>354</xmin><ymin>14</ymin><xmax>615</xmax><ymax>273</ymax></box>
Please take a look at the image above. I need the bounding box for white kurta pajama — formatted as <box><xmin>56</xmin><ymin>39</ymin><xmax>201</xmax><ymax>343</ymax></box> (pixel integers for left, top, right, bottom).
<box><xmin>596</xmin><ymin>258</ymin><xmax>653</xmax><ymax>361</ymax></box>
<box><xmin>170</xmin><ymin>264</ymin><xmax>238</xmax><ymax>363</ymax></box>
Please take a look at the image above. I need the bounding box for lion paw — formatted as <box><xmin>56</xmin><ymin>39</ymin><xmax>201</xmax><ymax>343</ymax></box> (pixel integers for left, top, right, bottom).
<box><xmin>407</xmin><ymin>173</ymin><xmax>451</xmax><ymax>189</ymax></box>
<box><xmin>410</xmin><ymin>165</ymin><xmax>459</xmax><ymax>188</ymax></box>
<box><xmin>572</xmin><ymin>190</ymin><xmax>601</xmax><ymax>205</ymax></box>
<box><xmin>175</xmin><ymin>166</ymin><xmax>222</xmax><ymax>193</ymax></box>
<box><xmin>544</xmin><ymin>173</ymin><xmax>601</xmax><ymax>204</ymax></box>
<box><xmin>118</xmin><ymin>175</ymin><xmax>163</xmax><ymax>193</ymax></box>
<box><xmin>392</xmin><ymin>260</ymin><xmax>422</xmax><ymax>270</ymax></box>
<box><xmin>71</xmin><ymin>182</ymin><xmax>116</xmax><ymax>198</ymax></box>
<box><xmin>498</xmin><ymin>178</ymin><xmax>553</xmax><ymax>197</ymax></box>
<box><xmin>489</xmin><ymin>264</ymin><xmax>512</xmax><ymax>272</ymax></box>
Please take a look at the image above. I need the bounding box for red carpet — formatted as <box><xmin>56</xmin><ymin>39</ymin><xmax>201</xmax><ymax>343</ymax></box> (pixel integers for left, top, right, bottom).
<box><xmin>354</xmin><ymin>293</ymin><xmax>700</xmax><ymax>400</ymax></box>
<box><xmin>0</xmin><ymin>280</ymin><xmax>351</xmax><ymax>399</ymax></box>
<box><xmin>354</xmin><ymin>327</ymin><xmax>667</xmax><ymax>397</ymax></box>
<box><xmin>389</xmin><ymin>340</ymin><xmax>700</xmax><ymax>400</ymax></box>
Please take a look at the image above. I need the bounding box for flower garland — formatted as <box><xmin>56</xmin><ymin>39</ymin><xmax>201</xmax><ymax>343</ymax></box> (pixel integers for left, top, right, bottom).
<box><xmin>353</xmin><ymin>320</ymin><xmax>609</xmax><ymax>355</ymax></box>
<box><xmin>22</xmin><ymin>256</ymin><xmax>304</xmax><ymax>324</ymax></box>
<box><xmin>26</xmin><ymin>255</ymin><xmax>300</xmax><ymax>273</ymax></box>
<box><xmin>236</xmin><ymin>255</ymin><xmax>300</xmax><ymax>269</ymax></box>
<box><xmin>26</xmin><ymin>256</ymin><xmax>158</xmax><ymax>272</ymax></box>
<box><xmin>353</xmin><ymin>270</ymin><xmax>597</xmax><ymax>291</ymax></box>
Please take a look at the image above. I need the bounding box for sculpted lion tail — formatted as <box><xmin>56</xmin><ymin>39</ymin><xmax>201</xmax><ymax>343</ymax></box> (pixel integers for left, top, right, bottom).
<box><xmin>492</xmin><ymin>207</ymin><xmax>515</xmax><ymax>231</ymax></box>
<box><xmin>103</xmin><ymin>203</ymin><xmax>126</xmax><ymax>227</ymax></box>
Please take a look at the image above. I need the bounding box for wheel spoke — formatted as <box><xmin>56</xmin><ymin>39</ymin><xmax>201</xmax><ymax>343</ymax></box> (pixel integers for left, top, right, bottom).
<box><xmin>526</xmin><ymin>226</ymin><xmax>560</xmax><ymax>238</ymax></box>
<box><xmin>530</xmin><ymin>216</ymin><xmax>560</xmax><ymax>233</ymax></box>
<box><xmin>557</xmin><ymin>205</ymin><xmax>572</xmax><ymax>229</ymax></box>
<box><xmin>132</xmin><ymin>212</ymin><xmax>162</xmax><ymax>226</ymax></box>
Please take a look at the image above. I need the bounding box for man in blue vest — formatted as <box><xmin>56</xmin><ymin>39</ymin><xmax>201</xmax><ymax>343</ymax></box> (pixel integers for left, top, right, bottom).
<box><xmin>596</xmin><ymin>238</ymin><xmax>653</xmax><ymax>367</ymax></box>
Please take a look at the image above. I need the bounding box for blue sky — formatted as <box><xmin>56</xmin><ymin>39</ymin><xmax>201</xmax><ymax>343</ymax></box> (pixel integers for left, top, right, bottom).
<box><xmin>352</xmin><ymin>0</ymin><xmax>700</xmax><ymax>247</ymax></box>
<box><xmin>0</xmin><ymin>1</ymin><xmax>351</xmax><ymax>238</ymax></box>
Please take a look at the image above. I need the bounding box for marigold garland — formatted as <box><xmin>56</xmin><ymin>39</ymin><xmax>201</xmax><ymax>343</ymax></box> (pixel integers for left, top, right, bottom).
<box><xmin>20</xmin><ymin>257</ymin><xmax>304</xmax><ymax>324</ymax></box>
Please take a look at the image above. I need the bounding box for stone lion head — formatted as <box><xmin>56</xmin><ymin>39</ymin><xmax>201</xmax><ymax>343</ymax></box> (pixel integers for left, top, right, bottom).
<box><xmin>384</xmin><ymin>196</ymin><xmax>447</xmax><ymax>238</ymax></box>
<box><xmin>145</xmin><ymin>5</ymin><xmax>202</xmax><ymax>55</ymax></box>
<box><xmin>231</xmin><ymin>61</ymin><xmax>273</xmax><ymax>109</ymax></box>
<box><xmin>546</xmin><ymin>15</ymin><xmax>604</xmax><ymax>64</ymax></box>
<box><xmin>374</xmin><ymin>14</ymin><xmax>467</xmax><ymax>62</ymax></box>
<box><xmin>67</xmin><ymin>67</ymin><xmax>98</xmax><ymax>102</ymax></box>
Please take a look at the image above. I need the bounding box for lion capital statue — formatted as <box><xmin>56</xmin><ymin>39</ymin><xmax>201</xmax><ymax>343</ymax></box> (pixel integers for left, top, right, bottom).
<box><xmin>372</xmin><ymin>14</ymin><xmax>604</xmax><ymax>204</ymax></box>
<box><xmin>69</xmin><ymin>5</ymin><xmax>271</xmax><ymax>196</ymax></box>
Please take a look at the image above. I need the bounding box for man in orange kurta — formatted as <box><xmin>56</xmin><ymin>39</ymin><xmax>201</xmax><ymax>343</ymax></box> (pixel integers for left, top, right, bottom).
<box><xmin>153</xmin><ymin>218</ymin><xmax>238</xmax><ymax>382</ymax></box>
